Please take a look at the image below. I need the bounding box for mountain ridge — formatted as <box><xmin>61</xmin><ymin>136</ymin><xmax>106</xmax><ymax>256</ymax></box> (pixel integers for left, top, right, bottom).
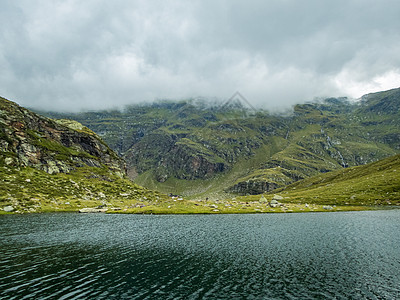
<box><xmin>34</xmin><ymin>87</ymin><xmax>400</xmax><ymax>198</ymax></box>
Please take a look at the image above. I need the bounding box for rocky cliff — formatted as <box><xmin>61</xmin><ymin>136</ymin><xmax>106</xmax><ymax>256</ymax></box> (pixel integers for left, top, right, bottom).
<box><xmin>0</xmin><ymin>96</ymin><xmax>125</xmax><ymax>176</ymax></box>
<box><xmin>0</xmin><ymin>97</ymin><xmax>169</xmax><ymax>213</ymax></box>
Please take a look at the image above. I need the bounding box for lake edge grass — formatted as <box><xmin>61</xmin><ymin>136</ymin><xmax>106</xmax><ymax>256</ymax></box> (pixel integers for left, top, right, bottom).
<box><xmin>1</xmin><ymin>203</ymin><xmax>397</xmax><ymax>215</ymax></box>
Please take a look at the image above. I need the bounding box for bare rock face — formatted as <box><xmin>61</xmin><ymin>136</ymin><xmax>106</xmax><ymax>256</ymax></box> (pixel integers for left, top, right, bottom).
<box><xmin>0</xmin><ymin>97</ymin><xmax>126</xmax><ymax>176</ymax></box>
<box><xmin>125</xmin><ymin>134</ymin><xmax>227</xmax><ymax>181</ymax></box>
<box><xmin>226</xmin><ymin>180</ymin><xmax>279</xmax><ymax>195</ymax></box>
<box><xmin>156</xmin><ymin>142</ymin><xmax>226</xmax><ymax>181</ymax></box>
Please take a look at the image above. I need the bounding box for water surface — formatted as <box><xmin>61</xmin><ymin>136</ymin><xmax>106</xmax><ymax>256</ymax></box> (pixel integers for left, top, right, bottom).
<box><xmin>1</xmin><ymin>210</ymin><xmax>400</xmax><ymax>299</ymax></box>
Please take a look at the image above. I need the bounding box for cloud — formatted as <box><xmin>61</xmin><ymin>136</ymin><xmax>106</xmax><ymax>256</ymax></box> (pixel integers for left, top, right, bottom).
<box><xmin>0</xmin><ymin>0</ymin><xmax>399</xmax><ymax>111</ymax></box>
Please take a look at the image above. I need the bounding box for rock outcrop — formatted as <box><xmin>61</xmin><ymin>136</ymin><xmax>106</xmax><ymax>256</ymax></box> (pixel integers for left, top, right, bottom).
<box><xmin>155</xmin><ymin>139</ymin><xmax>226</xmax><ymax>181</ymax></box>
<box><xmin>227</xmin><ymin>180</ymin><xmax>279</xmax><ymax>195</ymax></box>
<box><xmin>0</xmin><ymin>97</ymin><xmax>125</xmax><ymax>176</ymax></box>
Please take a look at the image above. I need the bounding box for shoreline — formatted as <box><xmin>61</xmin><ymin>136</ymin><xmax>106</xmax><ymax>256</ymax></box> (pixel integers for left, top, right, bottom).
<box><xmin>1</xmin><ymin>204</ymin><xmax>398</xmax><ymax>215</ymax></box>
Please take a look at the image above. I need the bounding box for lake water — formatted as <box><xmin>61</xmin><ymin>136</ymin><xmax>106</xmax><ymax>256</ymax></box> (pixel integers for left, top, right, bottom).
<box><xmin>1</xmin><ymin>210</ymin><xmax>400</xmax><ymax>299</ymax></box>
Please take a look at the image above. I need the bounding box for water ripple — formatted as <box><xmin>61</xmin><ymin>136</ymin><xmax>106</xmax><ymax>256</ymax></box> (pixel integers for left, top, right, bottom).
<box><xmin>1</xmin><ymin>211</ymin><xmax>400</xmax><ymax>299</ymax></box>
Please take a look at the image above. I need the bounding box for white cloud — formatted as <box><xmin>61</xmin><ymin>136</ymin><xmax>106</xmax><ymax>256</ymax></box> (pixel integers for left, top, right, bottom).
<box><xmin>335</xmin><ymin>70</ymin><xmax>400</xmax><ymax>99</ymax></box>
<box><xmin>0</xmin><ymin>0</ymin><xmax>399</xmax><ymax>111</ymax></box>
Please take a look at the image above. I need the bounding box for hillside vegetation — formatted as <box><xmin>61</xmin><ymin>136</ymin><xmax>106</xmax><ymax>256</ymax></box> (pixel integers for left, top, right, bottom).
<box><xmin>38</xmin><ymin>88</ymin><xmax>400</xmax><ymax>198</ymax></box>
<box><xmin>1</xmin><ymin>92</ymin><xmax>399</xmax><ymax>214</ymax></box>
<box><xmin>0</xmin><ymin>97</ymin><xmax>166</xmax><ymax>213</ymax></box>
<box><xmin>239</xmin><ymin>153</ymin><xmax>400</xmax><ymax>206</ymax></box>
<box><xmin>0</xmin><ymin>165</ymin><xmax>166</xmax><ymax>213</ymax></box>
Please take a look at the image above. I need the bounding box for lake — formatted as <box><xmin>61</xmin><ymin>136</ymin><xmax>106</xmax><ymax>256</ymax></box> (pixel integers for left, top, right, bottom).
<box><xmin>1</xmin><ymin>210</ymin><xmax>400</xmax><ymax>299</ymax></box>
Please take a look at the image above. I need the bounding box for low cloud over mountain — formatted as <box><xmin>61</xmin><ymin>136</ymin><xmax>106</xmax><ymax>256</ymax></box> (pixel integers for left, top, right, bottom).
<box><xmin>1</xmin><ymin>0</ymin><xmax>400</xmax><ymax>111</ymax></box>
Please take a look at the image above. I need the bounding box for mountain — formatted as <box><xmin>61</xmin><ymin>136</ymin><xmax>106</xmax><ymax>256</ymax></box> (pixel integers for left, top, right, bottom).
<box><xmin>355</xmin><ymin>87</ymin><xmax>400</xmax><ymax>150</ymax></box>
<box><xmin>36</xmin><ymin>88</ymin><xmax>400</xmax><ymax>199</ymax></box>
<box><xmin>0</xmin><ymin>97</ymin><xmax>165</xmax><ymax>213</ymax></box>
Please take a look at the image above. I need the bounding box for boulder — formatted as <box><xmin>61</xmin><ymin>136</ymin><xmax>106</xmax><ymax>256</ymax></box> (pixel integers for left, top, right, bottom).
<box><xmin>323</xmin><ymin>205</ymin><xmax>334</xmax><ymax>210</ymax></box>
<box><xmin>4</xmin><ymin>158</ymin><xmax>13</xmax><ymax>165</ymax></box>
<box><xmin>3</xmin><ymin>206</ymin><xmax>14</xmax><ymax>212</ymax></box>
<box><xmin>272</xmin><ymin>194</ymin><xmax>284</xmax><ymax>201</ymax></box>
<box><xmin>270</xmin><ymin>199</ymin><xmax>280</xmax><ymax>208</ymax></box>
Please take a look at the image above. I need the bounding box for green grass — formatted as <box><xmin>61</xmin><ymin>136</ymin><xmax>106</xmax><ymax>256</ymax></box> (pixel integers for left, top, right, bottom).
<box><xmin>2</xmin><ymin>156</ymin><xmax>397</xmax><ymax>214</ymax></box>
<box><xmin>107</xmin><ymin>198</ymin><xmax>379</xmax><ymax>214</ymax></box>
<box><xmin>26</xmin><ymin>129</ymin><xmax>96</xmax><ymax>160</ymax></box>
<box><xmin>55</xmin><ymin>119</ymin><xmax>97</xmax><ymax>136</ymax></box>
<box><xmin>0</xmin><ymin>165</ymin><xmax>167</xmax><ymax>213</ymax></box>
<box><xmin>273</xmin><ymin>154</ymin><xmax>400</xmax><ymax>205</ymax></box>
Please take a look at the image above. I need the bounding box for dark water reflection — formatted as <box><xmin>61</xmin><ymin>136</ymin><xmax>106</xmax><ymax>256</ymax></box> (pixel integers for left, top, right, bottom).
<box><xmin>1</xmin><ymin>211</ymin><xmax>400</xmax><ymax>299</ymax></box>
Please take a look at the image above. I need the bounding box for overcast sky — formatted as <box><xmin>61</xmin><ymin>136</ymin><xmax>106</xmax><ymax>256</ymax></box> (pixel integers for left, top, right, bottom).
<box><xmin>1</xmin><ymin>0</ymin><xmax>399</xmax><ymax>111</ymax></box>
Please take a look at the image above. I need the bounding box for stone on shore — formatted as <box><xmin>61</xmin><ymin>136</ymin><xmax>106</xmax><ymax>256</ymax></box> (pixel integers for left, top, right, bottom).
<box><xmin>79</xmin><ymin>208</ymin><xmax>108</xmax><ymax>213</ymax></box>
<box><xmin>323</xmin><ymin>206</ymin><xmax>334</xmax><ymax>210</ymax></box>
<box><xmin>270</xmin><ymin>199</ymin><xmax>280</xmax><ymax>208</ymax></box>
<box><xmin>259</xmin><ymin>195</ymin><xmax>268</xmax><ymax>203</ymax></box>
<box><xmin>272</xmin><ymin>195</ymin><xmax>284</xmax><ymax>201</ymax></box>
<box><xmin>3</xmin><ymin>206</ymin><xmax>14</xmax><ymax>212</ymax></box>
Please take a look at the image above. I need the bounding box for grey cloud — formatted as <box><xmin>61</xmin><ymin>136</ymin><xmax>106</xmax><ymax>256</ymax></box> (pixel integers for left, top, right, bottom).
<box><xmin>0</xmin><ymin>0</ymin><xmax>399</xmax><ymax>112</ymax></box>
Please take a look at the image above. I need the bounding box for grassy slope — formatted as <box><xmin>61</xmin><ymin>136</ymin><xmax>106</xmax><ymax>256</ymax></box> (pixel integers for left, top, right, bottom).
<box><xmin>272</xmin><ymin>153</ymin><xmax>400</xmax><ymax>205</ymax></box>
<box><xmin>224</xmin><ymin>102</ymin><xmax>398</xmax><ymax>196</ymax></box>
<box><xmin>0</xmin><ymin>165</ymin><xmax>167</xmax><ymax>213</ymax></box>
<box><xmin>2</xmin><ymin>156</ymin><xmax>394</xmax><ymax>214</ymax></box>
